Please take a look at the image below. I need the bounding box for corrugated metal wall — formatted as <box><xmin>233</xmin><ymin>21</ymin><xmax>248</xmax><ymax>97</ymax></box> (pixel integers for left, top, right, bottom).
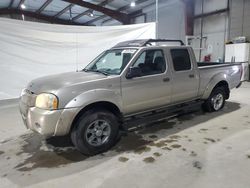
<box><xmin>193</xmin><ymin>0</ymin><xmax>228</xmax><ymax>62</ymax></box>
<box><xmin>193</xmin><ymin>0</ymin><xmax>250</xmax><ymax>62</ymax></box>
<box><xmin>230</xmin><ymin>0</ymin><xmax>250</xmax><ymax>39</ymax></box>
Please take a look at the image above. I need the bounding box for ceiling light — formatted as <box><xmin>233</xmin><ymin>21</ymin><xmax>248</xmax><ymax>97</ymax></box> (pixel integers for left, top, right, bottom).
<box><xmin>130</xmin><ymin>1</ymin><xmax>136</xmax><ymax>7</ymax></box>
<box><xmin>20</xmin><ymin>4</ymin><xmax>26</xmax><ymax>9</ymax></box>
<box><xmin>88</xmin><ymin>10</ymin><xmax>94</xmax><ymax>17</ymax></box>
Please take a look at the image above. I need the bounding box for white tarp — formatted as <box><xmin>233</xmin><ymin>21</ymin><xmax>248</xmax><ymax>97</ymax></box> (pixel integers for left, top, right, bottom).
<box><xmin>0</xmin><ymin>18</ymin><xmax>155</xmax><ymax>100</ymax></box>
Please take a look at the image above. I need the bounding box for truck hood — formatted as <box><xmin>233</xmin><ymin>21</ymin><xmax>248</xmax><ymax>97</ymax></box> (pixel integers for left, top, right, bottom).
<box><xmin>27</xmin><ymin>71</ymin><xmax>107</xmax><ymax>94</ymax></box>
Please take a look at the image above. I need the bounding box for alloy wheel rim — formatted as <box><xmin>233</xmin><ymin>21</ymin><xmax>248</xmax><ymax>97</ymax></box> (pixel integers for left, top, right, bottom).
<box><xmin>85</xmin><ymin>120</ymin><xmax>111</xmax><ymax>147</ymax></box>
<box><xmin>211</xmin><ymin>93</ymin><xmax>223</xmax><ymax>111</ymax></box>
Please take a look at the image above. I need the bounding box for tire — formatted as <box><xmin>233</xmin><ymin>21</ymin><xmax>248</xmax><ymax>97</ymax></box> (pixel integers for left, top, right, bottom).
<box><xmin>71</xmin><ymin>108</ymin><xmax>120</xmax><ymax>156</ymax></box>
<box><xmin>202</xmin><ymin>86</ymin><xmax>226</xmax><ymax>112</ymax></box>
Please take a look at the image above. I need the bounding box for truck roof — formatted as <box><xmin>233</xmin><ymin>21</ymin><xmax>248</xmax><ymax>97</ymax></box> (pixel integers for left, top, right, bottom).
<box><xmin>112</xmin><ymin>39</ymin><xmax>185</xmax><ymax>48</ymax></box>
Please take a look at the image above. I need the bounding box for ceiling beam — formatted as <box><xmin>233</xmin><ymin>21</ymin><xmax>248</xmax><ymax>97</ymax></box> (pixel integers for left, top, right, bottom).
<box><xmin>8</xmin><ymin>0</ymin><xmax>15</xmax><ymax>8</ymax></box>
<box><xmin>84</xmin><ymin>14</ymin><xmax>106</xmax><ymax>25</ymax></box>
<box><xmin>72</xmin><ymin>0</ymin><xmax>114</xmax><ymax>21</ymax></box>
<box><xmin>17</xmin><ymin>0</ymin><xmax>25</xmax><ymax>9</ymax></box>
<box><xmin>36</xmin><ymin>0</ymin><xmax>53</xmax><ymax>14</ymax></box>
<box><xmin>62</xmin><ymin>0</ymin><xmax>130</xmax><ymax>24</ymax></box>
<box><xmin>194</xmin><ymin>8</ymin><xmax>229</xmax><ymax>19</ymax></box>
<box><xmin>84</xmin><ymin>0</ymin><xmax>150</xmax><ymax>25</ymax></box>
<box><xmin>53</xmin><ymin>3</ymin><xmax>74</xmax><ymax>18</ymax></box>
<box><xmin>102</xmin><ymin>9</ymin><xmax>144</xmax><ymax>25</ymax></box>
<box><xmin>72</xmin><ymin>9</ymin><xmax>91</xmax><ymax>22</ymax></box>
<box><xmin>0</xmin><ymin>8</ymin><xmax>87</xmax><ymax>25</ymax></box>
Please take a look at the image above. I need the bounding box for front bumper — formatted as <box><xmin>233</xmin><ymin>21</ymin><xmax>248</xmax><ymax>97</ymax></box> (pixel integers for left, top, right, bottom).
<box><xmin>19</xmin><ymin>93</ymin><xmax>79</xmax><ymax>137</ymax></box>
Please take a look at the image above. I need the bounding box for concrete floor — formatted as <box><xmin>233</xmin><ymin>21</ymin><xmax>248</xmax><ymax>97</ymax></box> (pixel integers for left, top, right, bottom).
<box><xmin>0</xmin><ymin>83</ymin><xmax>250</xmax><ymax>188</ymax></box>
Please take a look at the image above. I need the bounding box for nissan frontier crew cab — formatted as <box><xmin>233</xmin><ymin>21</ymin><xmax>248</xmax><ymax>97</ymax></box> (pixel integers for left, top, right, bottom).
<box><xmin>19</xmin><ymin>39</ymin><xmax>242</xmax><ymax>155</ymax></box>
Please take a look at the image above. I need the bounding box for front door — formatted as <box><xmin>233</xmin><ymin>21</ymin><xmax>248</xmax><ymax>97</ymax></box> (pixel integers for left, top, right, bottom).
<box><xmin>121</xmin><ymin>49</ymin><xmax>172</xmax><ymax>115</ymax></box>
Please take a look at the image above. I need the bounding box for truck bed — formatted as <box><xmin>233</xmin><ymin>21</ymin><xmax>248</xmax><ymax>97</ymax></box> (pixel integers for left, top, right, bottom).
<box><xmin>197</xmin><ymin>62</ymin><xmax>242</xmax><ymax>98</ymax></box>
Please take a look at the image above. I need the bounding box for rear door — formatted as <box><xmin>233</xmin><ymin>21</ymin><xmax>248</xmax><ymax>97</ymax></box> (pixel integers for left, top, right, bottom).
<box><xmin>169</xmin><ymin>48</ymin><xmax>199</xmax><ymax>103</ymax></box>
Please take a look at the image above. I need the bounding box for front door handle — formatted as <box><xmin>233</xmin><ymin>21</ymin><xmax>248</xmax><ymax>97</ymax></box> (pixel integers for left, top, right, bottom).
<box><xmin>163</xmin><ymin>77</ymin><xmax>170</xmax><ymax>82</ymax></box>
<box><xmin>189</xmin><ymin>74</ymin><xmax>195</xmax><ymax>78</ymax></box>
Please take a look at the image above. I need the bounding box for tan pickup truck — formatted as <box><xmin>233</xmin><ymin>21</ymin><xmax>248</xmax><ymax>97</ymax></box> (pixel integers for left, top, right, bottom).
<box><xmin>20</xmin><ymin>39</ymin><xmax>242</xmax><ymax>155</ymax></box>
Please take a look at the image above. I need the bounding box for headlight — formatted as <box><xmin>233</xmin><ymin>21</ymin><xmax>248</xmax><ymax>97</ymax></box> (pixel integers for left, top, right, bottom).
<box><xmin>35</xmin><ymin>93</ymin><xmax>58</xmax><ymax>110</ymax></box>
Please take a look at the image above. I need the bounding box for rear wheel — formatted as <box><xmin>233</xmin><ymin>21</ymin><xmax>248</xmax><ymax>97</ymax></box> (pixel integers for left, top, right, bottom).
<box><xmin>71</xmin><ymin>108</ymin><xmax>119</xmax><ymax>156</ymax></box>
<box><xmin>203</xmin><ymin>87</ymin><xmax>226</xmax><ymax>112</ymax></box>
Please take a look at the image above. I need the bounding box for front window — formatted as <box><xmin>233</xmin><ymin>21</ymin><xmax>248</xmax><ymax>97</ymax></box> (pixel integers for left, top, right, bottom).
<box><xmin>132</xmin><ymin>49</ymin><xmax>166</xmax><ymax>76</ymax></box>
<box><xmin>84</xmin><ymin>49</ymin><xmax>137</xmax><ymax>75</ymax></box>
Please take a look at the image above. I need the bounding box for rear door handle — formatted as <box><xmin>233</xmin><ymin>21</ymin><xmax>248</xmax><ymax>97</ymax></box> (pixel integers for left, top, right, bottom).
<box><xmin>163</xmin><ymin>77</ymin><xmax>170</xmax><ymax>82</ymax></box>
<box><xmin>189</xmin><ymin>74</ymin><xmax>195</xmax><ymax>78</ymax></box>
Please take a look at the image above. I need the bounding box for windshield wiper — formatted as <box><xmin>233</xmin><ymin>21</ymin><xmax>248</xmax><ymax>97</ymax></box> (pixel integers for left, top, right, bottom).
<box><xmin>83</xmin><ymin>69</ymin><xmax>109</xmax><ymax>76</ymax></box>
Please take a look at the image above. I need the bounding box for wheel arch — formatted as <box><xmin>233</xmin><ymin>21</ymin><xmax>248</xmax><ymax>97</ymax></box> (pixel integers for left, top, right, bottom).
<box><xmin>201</xmin><ymin>73</ymin><xmax>230</xmax><ymax>100</ymax></box>
<box><xmin>70</xmin><ymin>101</ymin><xmax>123</xmax><ymax>133</ymax></box>
<box><xmin>213</xmin><ymin>80</ymin><xmax>230</xmax><ymax>99</ymax></box>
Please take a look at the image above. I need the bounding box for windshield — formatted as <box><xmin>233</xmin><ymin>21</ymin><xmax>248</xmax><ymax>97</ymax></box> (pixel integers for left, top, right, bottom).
<box><xmin>84</xmin><ymin>48</ymin><xmax>137</xmax><ymax>75</ymax></box>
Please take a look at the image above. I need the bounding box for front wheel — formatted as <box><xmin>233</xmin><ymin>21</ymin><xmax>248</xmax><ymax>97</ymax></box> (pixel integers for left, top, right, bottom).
<box><xmin>71</xmin><ymin>108</ymin><xmax>119</xmax><ymax>156</ymax></box>
<box><xmin>203</xmin><ymin>87</ymin><xmax>226</xmax><ymax>112</ymax></box>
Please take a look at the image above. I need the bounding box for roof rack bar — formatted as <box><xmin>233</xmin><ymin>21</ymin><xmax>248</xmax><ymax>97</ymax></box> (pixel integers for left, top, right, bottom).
<box><xmin>143</xmin><ymin>39</ymin><xmax>185</xmax><ymax>46</ymax></box>
<box><xmin>112</xmin><ymin>39</ymin><xmax>185</xmax><ymax>48</ymax></box>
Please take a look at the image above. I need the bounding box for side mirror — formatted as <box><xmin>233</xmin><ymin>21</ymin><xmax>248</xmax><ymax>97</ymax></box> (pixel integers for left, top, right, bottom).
<box><xmin>126</xmin><ymin>67</ymin><xmax>142</xmax><ymax>79</ymax></box>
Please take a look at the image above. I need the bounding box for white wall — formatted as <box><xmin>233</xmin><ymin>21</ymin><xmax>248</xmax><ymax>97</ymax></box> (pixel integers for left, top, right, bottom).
<box><xmin>0</xmin><ymin>19</ymin><xmax>155</xmax><ymax>100</ymax></box>
<box><xmin>143</xmin><ymin>0</ymin><xmax>186</xmax><ymax>40</ymax></box>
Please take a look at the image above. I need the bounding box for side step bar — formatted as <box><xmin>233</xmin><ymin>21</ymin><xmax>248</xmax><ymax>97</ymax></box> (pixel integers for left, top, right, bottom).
<box><xmin>122</xmin><ymin>100</ymin><xmax>204</xmax><ymax>132</ymax></box>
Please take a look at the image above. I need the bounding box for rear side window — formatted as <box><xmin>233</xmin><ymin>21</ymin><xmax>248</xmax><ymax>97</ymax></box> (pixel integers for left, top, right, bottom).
<box><xmin>171</xmin><ymin>49</ymin><xmax>191</xmax><ymax>71</ymax></box>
